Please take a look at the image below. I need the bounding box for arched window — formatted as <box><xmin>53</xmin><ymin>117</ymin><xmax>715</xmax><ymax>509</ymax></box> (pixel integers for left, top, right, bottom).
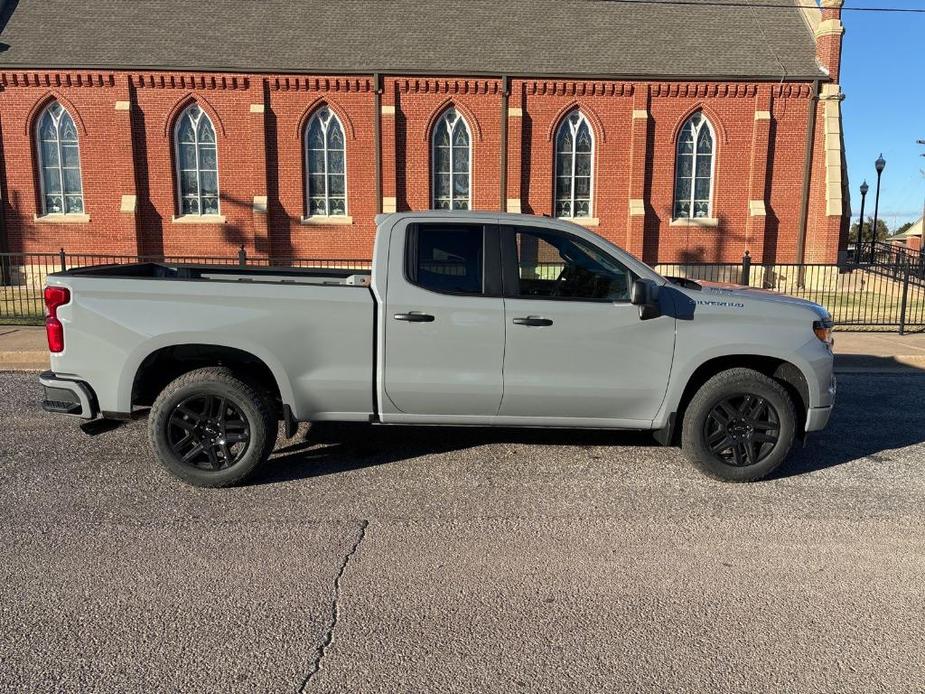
<box><xmin>174</xmin><ymin>103</ymin><xmax>219</xmax><ymax>216</ymax></box>
<box><xmin>305</xmin><ymin>107</ymin><xmax>347</xmax><ymax>217</ymax></box>
<box><xmin>432</xmin><ymin>109</ymin><xmax>470</xmax><ymax>210</ymax></box>
<box><xmin>554</xmin><ymin>111</ymin><xmax>594</xmax><ymax>218</ymax></box>
<box><xmin>36</xmin><ymin>101</ymin><xmax>84</xmax><ymax>215</ymax></box>
<box><xmin>673</xmin><ymin>112</ymin><xmax>715</xmax><ymax>219</ymax></box>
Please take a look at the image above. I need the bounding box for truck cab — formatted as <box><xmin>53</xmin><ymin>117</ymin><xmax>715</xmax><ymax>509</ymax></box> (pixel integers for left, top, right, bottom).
<box><xmin>375</xmin><ymin>212</ymin><xmax>676</xmax><ymax>428</ymax></box>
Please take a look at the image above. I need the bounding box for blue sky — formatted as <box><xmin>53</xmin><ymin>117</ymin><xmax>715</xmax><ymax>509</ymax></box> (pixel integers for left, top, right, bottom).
<box><xmin>841</xmin><ymin>0</ymin><xmax>925</xmax><ymax>229</ymax></box>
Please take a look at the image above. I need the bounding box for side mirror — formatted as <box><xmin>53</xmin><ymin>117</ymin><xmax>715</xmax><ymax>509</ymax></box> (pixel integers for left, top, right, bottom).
<box><xmin>630</xmin><ymin>279</ymin><xmax>661</xmax><ymax>320</ymax></box>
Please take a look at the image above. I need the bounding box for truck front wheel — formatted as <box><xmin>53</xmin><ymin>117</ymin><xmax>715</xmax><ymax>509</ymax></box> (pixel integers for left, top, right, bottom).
<box><xmin>681</xmin><ymin>368</ymin><xmax>796</xmax><ymax>482</ymax></box>
<box><xmin>147</xmin><ymin>367</ymin><xmax>277</xmax><ymax>487</ymax></box>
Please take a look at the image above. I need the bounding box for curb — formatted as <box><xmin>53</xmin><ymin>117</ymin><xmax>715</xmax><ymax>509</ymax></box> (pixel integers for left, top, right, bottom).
<box><xmin>833</xmin><ymin>355</ymin><xmax>925</xmax><ymax>374</ymax></box>
<box><xmin>0</xmin><ymin>352</ymin><xmax>49</xmax><ymax>371</ymax></box>
<box><xmin>834</xmin><ymin>367</ymin><xmax>925</xmax><ymax>375</ymax></box>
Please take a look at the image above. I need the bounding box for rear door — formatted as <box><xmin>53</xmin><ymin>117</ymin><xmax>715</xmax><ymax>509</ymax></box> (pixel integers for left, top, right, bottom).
<box><xmin>382</xmin><ymin>220</ymin><xmax>505</xmax><ymax>418</ymax></box>
<box><xmin>498</xmin><ymin>224</ymin><xmax>675</xmax><ymax>424</ymax></box>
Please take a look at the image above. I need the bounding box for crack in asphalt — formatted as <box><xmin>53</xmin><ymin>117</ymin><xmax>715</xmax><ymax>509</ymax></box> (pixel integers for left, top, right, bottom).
<box><xmin>299</xmin><ymin>519</ymin><xmax>369</xmax><ymax>693</ymax></box>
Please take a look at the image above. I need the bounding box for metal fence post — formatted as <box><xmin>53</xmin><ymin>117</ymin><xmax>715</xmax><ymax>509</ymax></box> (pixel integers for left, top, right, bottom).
<box><xmin>740</xmin><ymin>250</ymin><xmax>751</xmax><ymax>286</ymax></box>
<box><xmin>898</xmin><ymin>264</ymin><xmax>910</xmax><ymax>336</ymax></box>
<box><xmin>59</xmin><ymin>248</ymin><xmax>67</xmax><ymax>272</ymax></box>
<box><xmin>238</xmin><ymin>245</ymin><xmax>246</xmax><ymax>266</ymax></box>
<box><xmin>0</xmin><ymin>254</ymin><xmax>10</xmax><ymax>286</ymax></box>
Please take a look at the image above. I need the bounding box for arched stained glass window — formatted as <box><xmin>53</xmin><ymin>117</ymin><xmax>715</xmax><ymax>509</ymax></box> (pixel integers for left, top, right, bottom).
<box><xmin>432</xmin><ymin>109</ymin><xmax>471</xmax><ymax>210</ymax></box>
<box><xmin>175</xmin><ymin>103</ymin><xmax>219</xmax><ymax>216</ymax></box>
<box><xmin>305</xmin><ymin>107</ymin><xmax>347</xmax><ymax>217</ymax></box>
<box><xmin>36</xmin><ymin>101</ymin><xmax>84</xmax><ymax>215</ymax></box>
<box><xmin>554</xmin><ymin>111</ymin><xmax>594</xmax><ymax>218</ymax></box>
<box><xmin>673</xmin><ymin>112</ymin><xmax>715</xmax><ymax>219</ymax></box>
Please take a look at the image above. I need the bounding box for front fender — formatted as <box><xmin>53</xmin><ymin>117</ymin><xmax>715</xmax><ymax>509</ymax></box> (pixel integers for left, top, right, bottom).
<box><xmin>653</xmin><ymin>337</ymin><xmax>833</xmax><ymax>430</ymax></box>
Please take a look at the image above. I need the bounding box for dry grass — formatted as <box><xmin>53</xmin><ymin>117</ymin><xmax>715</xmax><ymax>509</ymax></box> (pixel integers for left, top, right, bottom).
<box><xmin>0</xmin><ymin>285</ymin><xmax>43</xmax><ymax>323</ymax></box>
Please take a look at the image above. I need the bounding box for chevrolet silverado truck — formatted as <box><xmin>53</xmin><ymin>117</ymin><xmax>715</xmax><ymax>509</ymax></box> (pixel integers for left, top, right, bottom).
<box><xmin>39</xmin><ymin>211</ymin><xmax>835</xmax><ymax>486</ymax></box>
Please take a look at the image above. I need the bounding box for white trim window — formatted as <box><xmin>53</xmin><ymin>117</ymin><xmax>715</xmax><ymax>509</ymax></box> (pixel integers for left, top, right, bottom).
<box><xmin>673</xmin><ymin>112</ymin><xmax>715</xmax><ymax>219</ymax></box>
<box><xmin>174</xmin><ymin>103</ymin><xmax>219</xmax><ymax>216</ymax></box>
<box><xmin>305</xmin><ymin>107</ymin><xmax>348</xmax><ymax>217</ymax></box>
<box><xmin>36</xmin><ymin>101</ymin><xmax>84</xmax><ymax>215</ymax></box>
<box><xmin>554</xmin><ymin>111</ymin><xmax>594</xmax><ymax>218</ymax></box>
<box><xmin>432</xmin><ymin>108</ymin><xmax>471</xmax><ymax>210</ymax></box>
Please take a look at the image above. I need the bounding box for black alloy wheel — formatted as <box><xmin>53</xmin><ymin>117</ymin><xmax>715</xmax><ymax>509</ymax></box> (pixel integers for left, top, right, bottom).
<box><xmin>167</xmin><ymin>393</ymin><xmax>251</xmax><ymax>470</ymax></box>
<box><xmin>702</xmin><ymin>393</ymin><xmax>781</xmax><ymax>467</ymax></box>
<box><xmin>680</xmin><ymin>367</ymin><xmax>796</xmax><ymax>482</ymax></box>
<box><xmin>148</xmin><ymin>367</ymin><xmax>277</xmax><ymax>487</ymax></box>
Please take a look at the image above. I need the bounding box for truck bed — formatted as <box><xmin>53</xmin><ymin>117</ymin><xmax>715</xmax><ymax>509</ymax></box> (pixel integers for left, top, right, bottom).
<box><xmin>58</xmin><ymin>262</ymin><xmax>371</xmax><ymax>288</ymax></box>
<box><xmin>46</xmin><ymin>263</ymin><xmax>377</xmax><ymax>420</ymax></box>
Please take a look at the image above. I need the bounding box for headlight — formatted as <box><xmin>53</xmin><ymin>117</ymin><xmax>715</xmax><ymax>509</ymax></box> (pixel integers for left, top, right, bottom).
<box><xmin>813</xmin><ymin>318</ymin><xmax>834</xmax><ymax>347</ymax></box>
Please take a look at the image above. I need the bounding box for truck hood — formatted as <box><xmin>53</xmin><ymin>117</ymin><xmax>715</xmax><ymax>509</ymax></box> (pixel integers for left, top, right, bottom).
<box><xmin>682</xmin><ymin>280</ymin><xmax>831</xmax><ymax>320</ymax></box>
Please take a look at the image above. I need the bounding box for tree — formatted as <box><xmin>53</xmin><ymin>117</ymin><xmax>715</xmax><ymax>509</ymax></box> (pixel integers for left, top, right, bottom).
<box><xmin>849</xmin><ymin>217</ymin><xmax>889</xmax><ymax>243</ymax></box>
<box><xmin>894</xmin><ymin>221</ymin><xmax>914</xmax><ymax>236</ymax></box>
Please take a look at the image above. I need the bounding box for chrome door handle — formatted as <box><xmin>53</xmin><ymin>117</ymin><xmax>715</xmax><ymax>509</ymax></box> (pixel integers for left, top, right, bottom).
<box><xmin>394</xmin><ymin>311</ymin><xmax>435</xmax><ymax>322</ymax></box>
<box><xmin>512</xmin><ymin>316</ymin><xmax>553</xmax><ymax>327</ymax></box>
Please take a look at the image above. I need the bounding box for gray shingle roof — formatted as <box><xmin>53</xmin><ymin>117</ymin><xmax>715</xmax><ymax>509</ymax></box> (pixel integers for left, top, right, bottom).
<box><xmin>0</xmin><ymin>0</ymin><xmax>824</xmax><ymax>80</ymax></box>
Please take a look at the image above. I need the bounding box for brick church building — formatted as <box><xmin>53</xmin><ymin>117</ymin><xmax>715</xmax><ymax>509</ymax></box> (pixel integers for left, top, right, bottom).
<box><xmin>0</xmin><ymin>0</ymin><xmax>848</xmax><ymax>265</ymax></box>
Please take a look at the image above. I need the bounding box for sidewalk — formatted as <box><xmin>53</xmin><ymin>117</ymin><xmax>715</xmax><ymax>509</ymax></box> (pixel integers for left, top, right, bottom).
<box><xmin>0</xmin><ymin>326</ymin><xmax>49</xmax><ymax>371</ymax></box>
<box><xmin>2</xmin><ymin>324</ymin><xmax>925</xmax><ymax>373</ymax></box>
<box><xmin>830</xmin><ymin>332</ymin><xmax>925</xmax><ymax>373</ymax></box>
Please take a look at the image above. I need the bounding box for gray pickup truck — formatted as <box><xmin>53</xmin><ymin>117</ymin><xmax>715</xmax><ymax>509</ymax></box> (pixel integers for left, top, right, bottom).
<box><xmin>39</xmin><ymin>211</ymin><xmax>835</xmax><ymax>486</ymax></box>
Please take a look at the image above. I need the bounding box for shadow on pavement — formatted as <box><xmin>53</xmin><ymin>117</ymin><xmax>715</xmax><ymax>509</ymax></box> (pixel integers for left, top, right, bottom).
<box><xmin>252</xmin><ymin>424</ymin><xmax>658</xmax><ymax>485</ymax></box>
<box><xmin>252</xmin><ymin>369</ymin><xmax>925</xmax><ymax>486</ymax></box>
<box><xmin>772</xmin><ymin>432</ymin><xmax>925</xmax><ymax>480</ymax></box>
<box><xmin>770</xmin><ymin>371</ymin><xmax>925</xmax><ymax>480</ymax></box>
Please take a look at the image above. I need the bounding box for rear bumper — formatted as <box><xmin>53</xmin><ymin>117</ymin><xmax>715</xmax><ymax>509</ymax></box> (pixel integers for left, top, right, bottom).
<box><xmin>39</xmin><ymin>370</ymin><xmax>97</xmax><ymax>419</ymax></box>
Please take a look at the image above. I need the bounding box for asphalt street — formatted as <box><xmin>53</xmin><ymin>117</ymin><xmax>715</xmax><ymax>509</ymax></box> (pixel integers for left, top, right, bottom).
<box><xmin>1</xmin><ymin>370</ymin><xmax>923</xmax><ymax>693</ymax></box>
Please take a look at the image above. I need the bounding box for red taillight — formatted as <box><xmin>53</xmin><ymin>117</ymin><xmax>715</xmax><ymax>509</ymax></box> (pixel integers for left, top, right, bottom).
<box><xmin>44</xmin><ymin>286</ymin><xmax>70</xmax><ymax>353</ymax></box>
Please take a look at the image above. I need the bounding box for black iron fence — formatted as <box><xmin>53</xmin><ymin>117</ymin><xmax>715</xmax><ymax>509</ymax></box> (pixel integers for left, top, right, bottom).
<box><xmin>1</xmin><ymin>248</ymin><xmax>923</xmax><ymax>333</ymax></box>
<box><xmin>0</xmin><ymin>248</ymin><xmax>371</xmax><ymax>324</ymax></box>
<box><xmin>864</xmin><ymin>241</ymin><xmax>925</xmax><ymax>287</ymax></box>
<box><xmin>654</xmin><ymin>255</ymin><xmax>924</xmax><ymax>334</ymax></box>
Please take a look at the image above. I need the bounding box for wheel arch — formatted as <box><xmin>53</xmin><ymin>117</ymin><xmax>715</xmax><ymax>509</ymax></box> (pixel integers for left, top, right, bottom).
<box><xmin>658</xmin><ymin>354</ymin><xmax>809</xmax><ymax>445</ymax></box>
<box><xmin>127</xmin><ymin>342</ymin><xmax>294</xmax><ymax>418</ymax></box>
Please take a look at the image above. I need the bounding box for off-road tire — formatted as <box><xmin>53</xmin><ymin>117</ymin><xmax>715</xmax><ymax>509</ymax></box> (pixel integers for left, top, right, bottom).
<box><xmin>147</xmin><ymin>367</ymin><xmax>277</xmax><ymax>487</ymax></box>
<box><xmin>681</xmin><ymin>367</ymin><xmax>796</xmax><ymax>482</ymax></box>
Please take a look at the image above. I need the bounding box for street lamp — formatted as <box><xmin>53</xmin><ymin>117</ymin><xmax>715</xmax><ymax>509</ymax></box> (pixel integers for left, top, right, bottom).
<box><xmin>917</xmin><ymin>141</ymin><xmax>924</xmax><ymax>252</ymax></box>
<box><xmin>870</xmin><ymin>154</ymin><xmax>886</xmax><ymax>264</ymax></box>
<box><xmin>855</xmin><ymin>180</ymin><xmax>869</xmax><ymax>263</ymax></box>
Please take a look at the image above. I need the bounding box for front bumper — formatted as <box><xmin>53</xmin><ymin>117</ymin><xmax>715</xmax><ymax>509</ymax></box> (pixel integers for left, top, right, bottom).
<box><xmin>805</xmin><ymin>375</ymin><xmax>836</xmax><ymax>432</ymax></box>
<box><xmin>39</xmin><ymin>370</ymin><xmax>97</xmax><ymax>419</ymax></box>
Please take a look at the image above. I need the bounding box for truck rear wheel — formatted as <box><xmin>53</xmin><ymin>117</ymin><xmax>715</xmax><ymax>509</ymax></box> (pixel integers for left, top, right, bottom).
<box><xmin>681</xmin><ymin>368</ymin><xmax>796</xmax><ymax>482</ymax></box>
<box><xmin>147</xmin><ymin>367</ymin><xmax>277</xmax><ymax>487</ymax></box>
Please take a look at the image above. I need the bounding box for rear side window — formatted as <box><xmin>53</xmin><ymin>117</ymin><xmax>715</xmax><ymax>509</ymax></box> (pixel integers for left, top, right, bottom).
<box><xmin>408</xmin><ymin>224</ymin><xmax>484</xmax><ymax>295</ymax></box>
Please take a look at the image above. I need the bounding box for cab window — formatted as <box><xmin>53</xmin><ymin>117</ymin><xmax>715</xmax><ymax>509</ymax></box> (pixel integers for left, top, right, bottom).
<box><xmin>503</xmin><ymin>226</ymin><xmax>634</xmax><ymax>301</ymax></box>
<box><xmin>406</xmin><ymin>223</ymin><xmax>484</xmax><ymax>295</ymax></box>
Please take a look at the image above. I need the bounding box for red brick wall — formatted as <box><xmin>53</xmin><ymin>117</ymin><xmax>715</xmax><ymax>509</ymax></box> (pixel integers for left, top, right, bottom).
<box><xmin>130</xmin><ymin>74</ymin><xmax>258</xmax><ymax>258</ymax></box>
<box><xmin>0</xmin><ymin>70</ymin><xmax>844</xmax><ymax>264</ymax></box>
<box><xmin>267</xmin><ymin>76</ymin><xmax>379</xmax><ymax>259</ymax></box>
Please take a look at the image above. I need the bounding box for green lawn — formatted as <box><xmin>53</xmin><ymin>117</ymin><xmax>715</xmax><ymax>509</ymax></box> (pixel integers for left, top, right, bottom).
<box><xmin>789</xmin><ymin>287</ymin><xmax>925</xmax><ymax>328</ymax></box>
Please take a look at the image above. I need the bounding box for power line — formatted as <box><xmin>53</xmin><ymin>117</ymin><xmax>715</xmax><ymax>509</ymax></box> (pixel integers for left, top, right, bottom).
<box><xmin>589</xmin><ymin>0</ymin><xmax>925</xmax><ymax>13</ymax></box>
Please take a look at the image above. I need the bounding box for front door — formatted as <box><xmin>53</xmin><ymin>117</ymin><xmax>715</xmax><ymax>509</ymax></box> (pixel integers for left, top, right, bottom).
<box><xmin>499</xmin><ymin>224</ymin><xmax>675</xmax><ymax>424</ymax></box>
<box><xmin>382</xmin><ymin>221</ymin><xmax>505</xmax><ymax>418</ymax></box>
